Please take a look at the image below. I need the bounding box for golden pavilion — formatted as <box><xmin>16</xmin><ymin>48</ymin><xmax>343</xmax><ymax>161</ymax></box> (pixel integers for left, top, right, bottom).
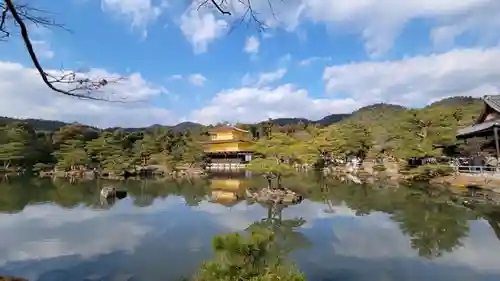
<box><xmin>208</xmin><ymin>177</ymin><xmax>248</xmax><ymax>206</ymax></box>
<box><xmin>201</xmin><ymin>125</ymin><xmax>254</xmax><ymax>165</ymax></box>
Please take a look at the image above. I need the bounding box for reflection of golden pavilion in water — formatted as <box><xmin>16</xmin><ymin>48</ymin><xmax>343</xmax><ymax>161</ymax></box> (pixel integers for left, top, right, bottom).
<box><xmin>209</xmin><ymin>178</ymin><xmax>249</xmax><ymax>206</ymax></box>
<box><xmin>201</xmin><ymin>125</ymin><xmax>254</xmax><ymax>169</ymax></box>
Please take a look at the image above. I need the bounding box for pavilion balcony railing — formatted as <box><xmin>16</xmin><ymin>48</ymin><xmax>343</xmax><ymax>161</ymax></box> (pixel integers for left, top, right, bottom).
<box><xmin>210</xmin><ymin>158</ymin><xmax>243</xmax><ymax>164</ymax></box>
<box><xmin>452</xmin><ymin>165</ymin><xmax>500</xmax><ymax>175</ymax></box>
<box><xmin>404</xmin><ymin>156</ymin><xmax>500</xmax><ymax>175</ymax></box>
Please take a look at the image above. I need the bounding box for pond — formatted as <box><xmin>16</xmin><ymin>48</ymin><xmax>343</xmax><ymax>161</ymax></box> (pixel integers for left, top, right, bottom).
<box><xmin>1</xmin><ymin>174</ymin><xmax>500</xmax><ymax>281</ymax></box>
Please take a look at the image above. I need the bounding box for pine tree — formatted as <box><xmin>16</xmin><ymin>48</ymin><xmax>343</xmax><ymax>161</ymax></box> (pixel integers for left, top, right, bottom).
<box><xmin>54</xmin><ymin>139</ymin><xmax>90</xmax><ymax>171</ymax></box>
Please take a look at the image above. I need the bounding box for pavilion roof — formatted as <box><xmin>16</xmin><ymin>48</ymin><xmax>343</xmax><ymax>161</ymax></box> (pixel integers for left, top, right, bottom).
<box><xmin>484</xmin><ymin>95</ymin><xmax>500</xmax><ymax>113</ymax></box>
<box><xmin>476</xmin><ymin>95</ymin><xmax>500</xmax><ymax>124</ymax></box>
<box><xmin>456</xmin><ymin>120</ymin><xmax>500</xmax><ymax>139</ymax></box>
<box><xmin>207</xmin><ymin>125</ymin><xmax>249</xmax><ymax>133</ymax></box>
<box><xmin>456</xmin><ymin>95</ymin><xmax>500</xmax><ymax>139</ymax></box>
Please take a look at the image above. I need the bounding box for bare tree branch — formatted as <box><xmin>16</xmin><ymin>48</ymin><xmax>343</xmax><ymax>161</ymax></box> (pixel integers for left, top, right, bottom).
<box><xmin>0</xmin><ymin>3</ymin><xmax>9</xmax><ymax>40</ymax></box>
<box><xmin>1</xmin><ymin>0</ymin><xmax>282</xmax><ymax>102</ymax></box>
<box><xmin>1</xmin><ymin>1</ymin><xmax>69</xmax><ymax>40</ymax></box>
<box><xmin>2</xmin><ymin>0</ymin><xmax>123</xmax><ymax>102</ymax></box>
<box><xmin>198</xmin><ymin>0</ymin><xmax>278</xmax><ymax>32</ymax></box>
<box><xmin>210</xmin><ymin>0</ymin><xmax>231</xmax><ymax>15</ymax></box>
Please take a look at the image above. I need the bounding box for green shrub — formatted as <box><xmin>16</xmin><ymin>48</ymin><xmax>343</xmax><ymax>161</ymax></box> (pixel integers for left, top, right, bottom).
<box><xmin>408</xmin><ymin>164</ymin><xmax>454</xmax><ymax>182</ymax></box>
<box><xmin>195</xmin><ymin>230</ymin><xmax>306</xmax><ymax>281</ymax></box>
<box><xmin>32</xmin><ymin>163</ymin><xmax>54</xmax><ymax>172</ymax></box>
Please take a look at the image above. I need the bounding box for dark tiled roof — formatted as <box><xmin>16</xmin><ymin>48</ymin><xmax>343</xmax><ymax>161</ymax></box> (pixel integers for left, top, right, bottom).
<box><xmin>456</xmin><ymin>120</ymin><xmax>500</xmax><ymax>138</ymax></box>
<box><xmin>207</xmin><ymin>126</ymin><xmax>249</xmax><ymax>133</ymax></box>
<box><xmin>484</xmin><ymin>95</ymin><xmax>500</xmax><ymax>113</ymax></box>
<box><xmin>456</xmin><ymin>95</ymin><xmax>500</xmax><ymax>138</ymax></box>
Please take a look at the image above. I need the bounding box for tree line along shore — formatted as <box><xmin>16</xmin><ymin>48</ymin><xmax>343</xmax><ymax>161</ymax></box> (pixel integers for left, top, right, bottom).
<box><xmin>0</xmin><ymin>96</ymin><xmax>487</xmax><ymax>183</ymax></box>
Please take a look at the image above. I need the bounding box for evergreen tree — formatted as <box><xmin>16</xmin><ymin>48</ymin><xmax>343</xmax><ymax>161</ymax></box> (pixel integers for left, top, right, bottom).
<box><xmin>53</xmin><ymin>139</ymin><xmax>90</xmax><ymax>171</ymax></box>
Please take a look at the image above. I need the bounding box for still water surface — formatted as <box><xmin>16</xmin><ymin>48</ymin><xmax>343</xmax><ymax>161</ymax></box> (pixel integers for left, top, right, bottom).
<box><xmin>1</xmin><ymin>175</ymin><xmax>500</xmax><ymax>281</ymax></box>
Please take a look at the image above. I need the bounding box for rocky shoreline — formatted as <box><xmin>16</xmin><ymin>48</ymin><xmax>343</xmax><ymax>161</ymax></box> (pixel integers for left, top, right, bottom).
<box><xmin>320</xmin><ymin>159</ymin><xmax>500</xmax><ymax>195</ymax></box>
<box><xmin>37</xmin><ymin>166</ymin><xmax>207</xmax><ymax>180</ymax></box>
<box><xmin>431</xmin><ymin>174</ymin><xmax>500</xmax><ymax>194</ymax></box>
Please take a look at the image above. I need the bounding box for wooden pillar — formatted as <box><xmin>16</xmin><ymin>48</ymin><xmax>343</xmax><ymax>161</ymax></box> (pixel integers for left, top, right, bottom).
<box><xmin>493</xmin><ymin>127</ymin><xmax>500</xmax><ymax>173</ymax></box>
<box><xmin>494</xmin><ymin>126</ymin><xmax>500</xmax><ymax>162</ymax></box>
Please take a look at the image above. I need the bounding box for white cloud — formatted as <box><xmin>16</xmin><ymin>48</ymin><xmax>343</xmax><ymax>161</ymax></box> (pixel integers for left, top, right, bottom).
<box><xmin>240</xmin><ymin>73</ymin><xmax>253</xmax><ymax>86</ymax></box>
<box><xmin>220</xmin><ymin>0</ymin><xmax>499</xmax><ymax>57</ymax></box>
<box><xmin>100</xmin><ymin>0</ymin><xmax>166</xmax><ymax>38</ymax></box>
<box><xmin>188</xmin><ymin>73</ymin><xmax>208</xmax><ymax>86</ymax></box>
<box><xmin>97</xmin><ymin>0</ymin><xmax>500</xmax><ymax>56</ymax></box>
<box><xmin>0</xmin><ymin>61</ymin><xmax>176</xmax><ymax>128</ymax></box>
<box><xmin>244</xmin><ymin>36</ymin><xmax>260</xmax><ymax>54</ymax></box>
<box><xmin>11</xmin><ymin>45</ymin><xmax>498</xmax><ymax>128</ymax></box>
<box><xmin>179</xmin><ymin>6</ymin><xmax>228</xmax><ymax>53</ymax></box>
<box><xmin>303</xmin><ymin>0</ymin><xmax>500</xmax><ymax>56</ymax></box>
<box><xmin>0</xmin><ymin>206</ymin><xmax>146</xmax><ymax>266</ymax></box>
<box><xmin>437</xmin><ymin>220</ymin><xmax>500</xmax><ymax>272</ymax></box>
<box><xmin>190</xmin><ymin>47</ymin><xmax>500</xmax><ymax>125</ymax></box>
<box><xmin>31</xmin><ymin>40</ymin><xmax>55</xmax><ymax>59</ymax></box>
<box><xmin>323</xmin><ymin>47</ymin><xmax>500</xmax><ymax>107</ymax></box>
<box><xmin>168</xmin><ymin>74</ymin><xmax>183</xmax><ymax>80</ymax></box>
<box><xmin>0</xmin><ymin>198</ymin><xmax>186</xmax><ymax>280</ymax></box>
<box><xmin>2</xmin><ymin>221</ymin><xmax>148</xmax><ymax>265</ymax></box>
<box><xmin>242</xmin><ymin>68</ymin><xmax>287</xmax><ymax>87</ymax></box>
<box><xmin>189</xmin><ymin>83</ymin><xmax>358</xmax><ymax>124</ymax></box>
<box><xmin>256</xmin><ymin>68</ymin><xmax>287</xmax><ymax>86</ymax></box>
<box><xmin>279</xmin><ymin>53</ymin><xmax>292</xmax><ymax>64</ymax></box>
<box><xmin>299</xmin><ymin>56</ymin><xmax>331</xmax><ymax>66</ymax></box>
<box><xmin>429</xmin><ymin>1</ymin><xmax>500</xmax><ymax>49</ymax></box>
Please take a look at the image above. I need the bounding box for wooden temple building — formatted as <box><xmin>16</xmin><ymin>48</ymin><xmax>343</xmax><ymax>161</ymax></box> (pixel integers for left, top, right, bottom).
<box><xmin>456</xmin><ymin>95</ymin><xmax>500</xmax><ymax>159</ymax></box>
<box><xmin>201</xmin><ymin>125</ymin><xmax>254</xmax><ymax>168</ymax></box>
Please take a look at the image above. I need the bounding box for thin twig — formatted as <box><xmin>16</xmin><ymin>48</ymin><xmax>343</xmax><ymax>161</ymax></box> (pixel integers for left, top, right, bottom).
<box><xmin>198</xmin><ymin>0</ymin><xmax>270</xmax><ymax>32</ymax></box>
<box><xmin>210</xmin><ymin>0</ymin><xmax>231</xmax><ymax>15</ymax></box>
<box><xmin>4</xmin><ymin>0</ymin><xmax>122</xmax><ymax>102</ymax></box>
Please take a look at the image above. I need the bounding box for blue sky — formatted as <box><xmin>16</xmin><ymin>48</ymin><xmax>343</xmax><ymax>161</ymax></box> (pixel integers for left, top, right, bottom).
<box><xmin>1</xmin><ymin>0</ymin><xmax>500</xmax><ymax>127</ymax></box>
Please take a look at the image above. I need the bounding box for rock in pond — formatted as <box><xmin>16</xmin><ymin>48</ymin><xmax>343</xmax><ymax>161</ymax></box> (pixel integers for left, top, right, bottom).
<box><xmin>245</xmin><ymin>188</ymin><xmax>303</xmax><ymax>204</ymax></box>
<box><xmin>100</xmin><ymin>186</ymin><xmax>127</xmax><ymax>199</ymax></box>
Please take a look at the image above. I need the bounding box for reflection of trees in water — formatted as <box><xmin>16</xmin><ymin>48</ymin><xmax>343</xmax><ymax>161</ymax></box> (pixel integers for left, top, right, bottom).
<box><xmin>465</xmin><ymin>203</ymin><xmax>500</xmax><ymax>242</ymax></box>
<box><xmin>246</xmin><ymin>202</ymin><xmax>312</xmax><ymax>258</ymax></box>
<box><xmin>0</xmin><ymin>177</ymin><xmax>212</xmax><ymax>213</ymax></box>
<box><xmin>3</xmin><ymin>174</ymin><xmax>500</xmax><ymax>261</ymax></box>
<box><xmin>301</xmin><ymin>176</ymin><xmax>491</xmax><ymax>259</ymax></box>
<box><xmin>125</xmin><ymin>178</ymin><xmax>211</xmax><ymax>207</ymax></box>
<box><xmin>391</xmin><ymin>201</ymin><xmax>470</xmax><ymax>258</ymax></box>
<box><xmin>0</xmin><ymin>178</ymin><xmax>102</xmax><ymax>213</ymax></box>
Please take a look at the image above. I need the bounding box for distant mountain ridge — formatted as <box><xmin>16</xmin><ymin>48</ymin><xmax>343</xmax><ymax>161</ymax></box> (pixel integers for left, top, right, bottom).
<box><xmin>104</xmin><ymin>122</ymin><xmax>203</xmax><ymax>133</ymax></box>
<box><xmin>267</xmin><ymin>113</ymin><xmax>351</xmax><ymax>126</ymax></box>
<box><xmin>0</xmin><ymin>96</ymin><xmax>482</xmax><ymax>132</ymax></box>
<box><xmin>0</xmin><ymin>117</ymin><xmax>203</xmax><ymax>133</ymax></box>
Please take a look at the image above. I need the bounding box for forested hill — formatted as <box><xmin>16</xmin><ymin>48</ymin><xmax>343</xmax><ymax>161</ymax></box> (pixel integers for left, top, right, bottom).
<box><xmin>105</xmin><ymin>122</ymin><xmax>204</xmax><ymax>133</ymax></box>
<box><xmin>427</xmin><ymin>96</ymin><xmax>482</xmax><ymax>108</ymax></box>
<box><xmin>0</xmin><ymin>117</ymin><xmax>204</xmax><ymax>133</ymax></box>
<box><xmin>0</xmin><ymin>96</ymin><xmax>483</xmax><ymax>132</ymax></box>
<box><xmin>0</xmin><ymin>117</ymin><xmax>87</xmax><ymax>132</ymax></box>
